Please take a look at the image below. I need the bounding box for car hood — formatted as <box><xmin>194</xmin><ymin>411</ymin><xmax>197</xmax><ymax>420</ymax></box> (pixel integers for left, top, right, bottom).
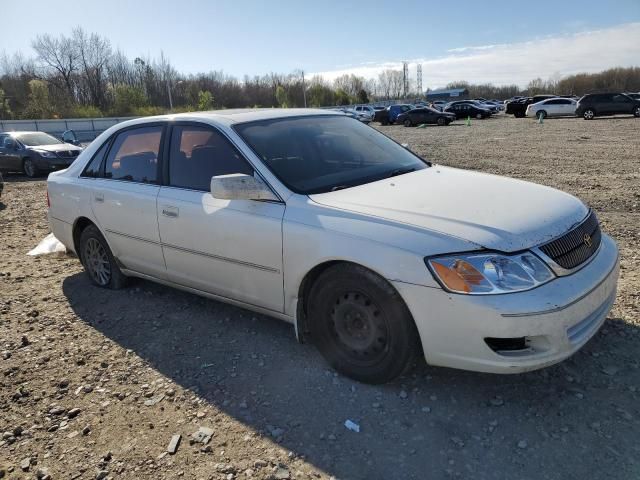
<box><xmin>28</xmin><ymin>144</ymin><xmax>82</xmax><ymax>152</ymax></box>
<box><xmin>309</xmin><ymin>166</ymin><xmax>588</xmax><ymax>252</ymax></box>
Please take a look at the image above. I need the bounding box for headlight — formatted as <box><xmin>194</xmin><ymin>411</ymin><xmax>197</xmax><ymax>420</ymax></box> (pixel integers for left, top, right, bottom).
<box><xmin>426</xmin><ymin>252</ymin><xmax>554</xmax><ymax>294</ymax></box>
<box><xmin>34</xmin><ymin>149</ymin><xmax>56</xmax><ymax>158</ymax></box>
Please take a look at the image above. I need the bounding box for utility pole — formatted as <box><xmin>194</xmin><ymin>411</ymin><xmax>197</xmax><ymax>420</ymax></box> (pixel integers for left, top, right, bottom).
<box><xmin>417</xmin><ymin>64</ymin><xmax>423</xmax><ymax>97</ymax></box>
<box><xmin>402</xmin><ymin>61</ymin><xmax>409</xmax><ymax>99</ymax></box>
<box><xmin>166</xmin><ymin>78</ymin><xmax>173</xmax><ymax>111</ymax></box>
<box><xmin>301</xmin><ymin>70</ymin><xmax>307</xmax><ymax>108</ymax></box>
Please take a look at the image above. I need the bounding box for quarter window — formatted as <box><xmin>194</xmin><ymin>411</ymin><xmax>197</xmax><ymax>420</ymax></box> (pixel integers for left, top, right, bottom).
<box><xmin>168</xmin><ymin>125</ymin><xmax>253</xmax><ymax>191</ymax></box>
<box><xmin>104</xmin><ymin>126</ymin><xmax>162</xmax><ymax>183</ymax></box>
<box><xmin>81</xmin><ymin>140</ymin><xmax>110</xmax><ymax>178</ymax></box>
<box><xmin>612</xmin><ymin>94</ymin><xmax>630</xmax><ymax>103</ymax></box>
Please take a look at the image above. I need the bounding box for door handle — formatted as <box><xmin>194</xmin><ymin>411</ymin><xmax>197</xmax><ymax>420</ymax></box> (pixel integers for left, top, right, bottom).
<box><xmin>162</xmin><ymin>206</ymin><xmax>179</xmax><ymax>218</ymax></box>
<box><xmin>95</xmin><ymin>193</ymin><xmax>104</xmax><ymax>203</ymax></box>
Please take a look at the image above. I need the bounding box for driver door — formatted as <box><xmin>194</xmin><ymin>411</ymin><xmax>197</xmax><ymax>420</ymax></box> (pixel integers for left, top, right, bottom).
<box><xmin>156</xmin><ymin>123</ymin><xmax>285</xmax><ymax>312</ymax></box>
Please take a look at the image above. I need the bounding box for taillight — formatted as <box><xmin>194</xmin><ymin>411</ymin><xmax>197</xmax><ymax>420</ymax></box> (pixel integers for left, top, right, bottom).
<box><xmin>46</xmin><ymin>189</ymin><xmax>50</xmax><ymax>208</ymax></box>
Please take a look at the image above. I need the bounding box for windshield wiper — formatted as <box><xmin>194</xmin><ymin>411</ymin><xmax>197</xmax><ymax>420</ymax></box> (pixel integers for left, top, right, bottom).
<box><xmin>387</xmin><ymin>167</ymin><xmax>416</xmax><ymax>178</ymax></box>
<box><xmin>330</xmin><ymin>185</ymin><xmax>350</xmax><ymax>191</ymax></box>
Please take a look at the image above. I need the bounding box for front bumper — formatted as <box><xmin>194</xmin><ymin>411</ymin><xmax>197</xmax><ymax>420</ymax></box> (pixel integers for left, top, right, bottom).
<box><xmin>34</xmin><ymin>157</ymin><xmax>76</xmax><ymax>171</ymax></box>
<box><xmin>393</xmin><ymin>234</ymin><xmax>619</xmax><ymax>373</ymax></box>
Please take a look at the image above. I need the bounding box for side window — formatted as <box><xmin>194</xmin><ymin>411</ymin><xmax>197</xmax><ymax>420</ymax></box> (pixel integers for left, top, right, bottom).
<box><xmin>0</xmin><ymin>134</ymin><xmax>7</xmax><ymax>148</ymax></box>
<box><xmin>557</xmin><ymin>99</ymin><xmax>571</xmax><ymax>105</ymax></box>
<box><xmin>612</xmin><ymin>94</ymin><xmax>630</xmax><ymax>103</ymax></box>
<box><xmin>168</xmin><ymin>125</ymin><xmax>253</xmax><ymax>191</ymax></box>
<box><xmin>104</xmin><ymin>126</ymin><xmax>162</xmax><ymax>183</ymax></box>
<box><xmin>81</xmin><ymin>140</ymin><xmax>110</xmax><ymax>178</ymax></box>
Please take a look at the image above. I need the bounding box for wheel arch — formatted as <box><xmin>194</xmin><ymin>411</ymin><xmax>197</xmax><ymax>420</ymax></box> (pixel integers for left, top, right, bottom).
<box><xmin>294</xmin><ymin>259</ymin><xmax>415</xmax><ymax>344</ymax></box>
<box><xmin>72</xmin><ymin>216</ymin><xmax>102</xmax><ymax>258</ymax></box>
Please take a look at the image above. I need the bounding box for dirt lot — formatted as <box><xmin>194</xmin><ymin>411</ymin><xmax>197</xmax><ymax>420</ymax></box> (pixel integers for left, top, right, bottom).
<box><xmin>1</xmin><ymin>114</ymin><xmax>639</xmax><ymax>480</ymax></box>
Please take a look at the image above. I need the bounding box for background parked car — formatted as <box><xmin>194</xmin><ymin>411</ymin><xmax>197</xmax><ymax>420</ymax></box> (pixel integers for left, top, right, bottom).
<box><xmin>576</xmin><ymin>93</ymin><xmax>640</xmax><ymax>120</ymax></box>
<box><xmin>505</xmin><ymin>94</ymin><xmax>558</xmax><ymax>117</ymax></box>
<box><xmin>396</xmin><ymin>107</ymin><xmax>456</xmax><ymax>126</ymax></box>
<box><xmin>525</xmin><ymin>97</ymin><xmax>578</xmax><ymax>119</ymax></box>
<box><xmin>430</xmin><ymin>100</ymin><xmax>447</xmax><ymax>111</ymax></box>
<box><xmin>387</xmin><ymin>104</ymin><xmax>413</xmax><ymax>124</ymax></box>
<box><xmin>374</xmin><ymin>106</ymin><xmax>390</xmax><ymax>125</ymax></box>
<box><xmin>444</xmin><ymin>102</ymin><xmax>491</xmax><ymax>119</ymax></box>
<box><xmin>0</xmin><ymin>131</ymin><xmax>83</xmax><ymax>177</ymax></box>
<box><xmin>352</xmin><ymin>105</ymin><xmax>375</xmax><ymax>121</ymax></box>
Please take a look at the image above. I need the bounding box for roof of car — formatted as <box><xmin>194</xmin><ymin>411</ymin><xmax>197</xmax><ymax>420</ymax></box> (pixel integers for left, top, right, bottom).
<box><xmin>114</xmin><ymin>108</ymin><xmax>342</xmax><ymax>130</ymax></box>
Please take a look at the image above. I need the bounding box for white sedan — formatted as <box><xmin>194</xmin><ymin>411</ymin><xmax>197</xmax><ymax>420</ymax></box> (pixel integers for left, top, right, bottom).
<box><xmin>47</xmin><ymin>109</ymin><xmax>619</xmax><ymax>383</ymax></box>
<box><xmin>526</xmin><ymin>97</ymin><xmax>578</xmax><ymax>119</ymax></box>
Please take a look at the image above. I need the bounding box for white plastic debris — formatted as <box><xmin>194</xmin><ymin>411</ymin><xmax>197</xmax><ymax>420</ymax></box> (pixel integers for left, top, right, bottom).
<box><xmin>344</xmin><ymin>419</ymin><xmax>360</xmax><ymax>432</ymax></box>
<box><xmin>27</xmin><ymin>233</ymin><xmax>67</xmax><ymax>256</ymax></box>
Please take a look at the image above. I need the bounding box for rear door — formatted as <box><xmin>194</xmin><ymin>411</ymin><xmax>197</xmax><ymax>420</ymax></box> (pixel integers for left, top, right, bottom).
<box><xmin>611</xmin><ymin>94</ymin><xmax>633</xmax><ymax>114</ymax></box>
<box><xmin>0</xmin><ymin>135</ymin><xmax>21</xmax><ymax>171</ymax></box>
<box><xmin>156</xmin><ymin>122</ymin><xmax>285</xmax><ymax>312</ymax></box>
<box><xmin>89</xmin><ymin>124</ymin><xmax>167</xmax><ymax>278</ymax></box>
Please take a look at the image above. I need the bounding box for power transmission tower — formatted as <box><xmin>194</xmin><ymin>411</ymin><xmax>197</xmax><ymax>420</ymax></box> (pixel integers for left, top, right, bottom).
<box><xmin>402</xmin><ymin>61</ymin><xmax>409</xmax><ymax>98</ymax></box>
<box><xmin>416</xmin><ymin>64</ymin><xmax>423</xmax><ymax>96</ymax></box>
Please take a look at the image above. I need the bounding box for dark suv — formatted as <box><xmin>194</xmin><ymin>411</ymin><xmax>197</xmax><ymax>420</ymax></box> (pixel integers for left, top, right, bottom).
<box><xmin>576</xmin><ymin>93</ymin><xmax>640</xmax><ymax>120</ymax></box>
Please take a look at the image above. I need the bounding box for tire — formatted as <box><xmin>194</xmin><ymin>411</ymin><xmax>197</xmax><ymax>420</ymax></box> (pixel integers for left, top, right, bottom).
<box><xmin>23</xmin><ymin>158</ymin><xmax>39</xmax><ymax>178</ymax></box>
<box><xmin>403</xmin><ymin>118</ymin><xmax>412</xmax><ymax>127</ymax></box>
<box><xmin>476</xmin><ymin>113</ymin><xmax>483</xmax><ymax>119</ymax></box>
<box><xmin>514</xmin><ymin>111</ymin><xmax>525</xmax><ymax>118</ymax></box>
<box><xmin>79</xmin><ymin>225</ymin><xmax>128</xmax><ymax>289</ymax></box>
<box><xmin>436</xmin><ymin>116</ymin><xmax>446</xmax><ymax>126</ymax></box>
<box><xmin>308</xmin><ymin>264</ymin><xmax>421</xmax><ymax>384</ymax></box>
<box><xmin>633</xmin><ymin>106</ymin><xmax>640</xmax><ymax>117</ymax></box>
<box><xmin>583</xmin><ymin>109</ymin><xmax>595</xmax><ymax>120</ymax></box>
<box><xmin>537</xmin><ymin>110</ymin><xmax>546</xmax><ymax>120</ymax></box>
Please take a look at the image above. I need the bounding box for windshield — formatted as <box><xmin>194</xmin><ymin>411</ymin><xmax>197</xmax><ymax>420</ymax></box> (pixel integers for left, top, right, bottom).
<box><xmin>15</xmin><ymin>132</ymin><xmax>62</xmax><ymax>146</ymax></box>
<box><xmin>235</xmin><ymin>115</ymin><xmax>429</xmax><ymax>194</ymax></box>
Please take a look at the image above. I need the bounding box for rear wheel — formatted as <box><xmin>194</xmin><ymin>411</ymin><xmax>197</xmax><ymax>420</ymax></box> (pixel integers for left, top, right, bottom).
<box><xmin>308</xmin><ymin>264</ymin><xmax>421</xmax><ymax>384</ymax></box>
<box><xmin>403</xmin><ymin>118</ymin><xmax>412</xmax><ymax>127</ymax></box>
<box><xmin>633</xmin><ymin>106</ymin><xmax>640</xmax><ymax>117</ymax></box>
<box><xmin>23</xmin><ymin>158</ymin><xmax>38</xmax><ymax>178</ymax></box>
<box><xmin>436</xmin><ymin>116</ymin><xmax>446</xmax><ymax>126</ymax></box>
<box><xmin>79</xmin><ymin>225</ymin><xmax>127</xmax><ymax>289</ymax></box>
<box><xmin>583</xmin><ymin>109</ymin><xmax>595</xmax><ymax>120</ymax></box>
<box><xmin>476</xmin><ymin>113</ymin><xmax>483</xmax><ymax>119</ymax></box>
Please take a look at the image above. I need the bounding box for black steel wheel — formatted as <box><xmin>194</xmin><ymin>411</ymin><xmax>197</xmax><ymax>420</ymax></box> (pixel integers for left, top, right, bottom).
<box><xmin>308</xmin><ymin>264</ymin><xmax>420</xmax><ymax>384</ymax></box>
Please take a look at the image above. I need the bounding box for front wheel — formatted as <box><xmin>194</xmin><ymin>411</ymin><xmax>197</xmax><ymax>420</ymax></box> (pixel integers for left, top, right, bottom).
<box><xmin>633</xmin><ymin>106</ymin><xmax>640</xmax><ymax>117</ymax></box>
<box><xmin>79</xmin><ymin>225</ymin><xmax>128</xmax><ymax>289</ymax></box>
<box><xmin>23</xmin><ymin>158</ymin><xmax>39</xmax><ymax>178</ymax></box>
<box><xmin>308</xmin><ymin>264</ymin><xmax>421</xmax><ymax>384</ymax></box>
<box><xmin>403</xmin><ymin>119</ymin><xmax>412</xmax><ymax>127</ymax></box>
<box><xmin>583</xmin><ymin>109</ymin><xmax>595</xmax><ymax>120</ymax></box>
<box><xmin>436</xmin><ymin>116</ymin><xmax>446</xmax><ymax>126</ymax></box>
<box><xmin>476</xmin><ymin>113</ymin><xmax>483</xmax><ymax>119</ymax></box>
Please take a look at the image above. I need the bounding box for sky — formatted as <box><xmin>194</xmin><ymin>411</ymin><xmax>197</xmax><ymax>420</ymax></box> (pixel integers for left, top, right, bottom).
<box><xmin>1</xmin><ymin>0</ymin><xmax>639</xmax><ymax>88</ymax></box>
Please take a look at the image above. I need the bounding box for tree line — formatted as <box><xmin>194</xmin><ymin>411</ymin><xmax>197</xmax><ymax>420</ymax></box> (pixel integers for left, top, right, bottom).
<box><xmin>0</xmin><ymin>27</ymin><xmax>638</xmax><ymax>120</ymax></box>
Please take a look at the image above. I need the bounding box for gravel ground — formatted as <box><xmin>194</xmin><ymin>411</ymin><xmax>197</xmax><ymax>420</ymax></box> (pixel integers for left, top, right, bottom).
<box><xmin>1</xmin><ymin>114</ymin><xmax>639</xmax><ymax>480</ymax></box>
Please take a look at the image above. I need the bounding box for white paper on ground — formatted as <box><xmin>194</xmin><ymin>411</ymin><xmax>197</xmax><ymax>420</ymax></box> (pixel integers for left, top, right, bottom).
<box><xmin>27</xmin><ymin>233</ymin><xmax>67</xmax><ymax>256</ymax></box>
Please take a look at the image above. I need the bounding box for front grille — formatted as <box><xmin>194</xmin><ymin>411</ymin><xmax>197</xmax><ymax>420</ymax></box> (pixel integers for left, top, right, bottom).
<box><xmin>539</xmin><ymin>210</ymin><xmax>601</xmax><ymax>270</ymax></box>
<box><xmin>56</xmin><ymin>150</ymin><xmax>79</xmax><ymax>159</ymax></box>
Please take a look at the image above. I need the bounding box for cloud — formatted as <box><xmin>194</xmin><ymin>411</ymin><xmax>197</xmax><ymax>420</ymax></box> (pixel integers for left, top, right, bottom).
<box><xmin>310</xmin><ymin>23</ymin><xmax>640</xmax><ymax>89</ymax></box>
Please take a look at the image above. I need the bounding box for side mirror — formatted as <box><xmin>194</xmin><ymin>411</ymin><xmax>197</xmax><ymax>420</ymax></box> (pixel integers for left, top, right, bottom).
<box><xmin>210</xmin><ymin>173</ymin><xmax>278</xmax><ymax>201</ymax></box>
<box><xmin>62</xmin><ymin>130</ymin><xmax>79</xmax><ymax>145</ymax></box>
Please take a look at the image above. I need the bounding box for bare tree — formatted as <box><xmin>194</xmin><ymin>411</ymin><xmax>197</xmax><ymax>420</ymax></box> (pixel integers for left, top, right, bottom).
<box><xmin>73</xmin><ymin>27</ymin><xmax>112</xmax><ymax>108</ymax></box>
<box><xmin>32</xmin><ymin>33</ymin><xmax>78</xmax><ymax>99</ymax></box>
